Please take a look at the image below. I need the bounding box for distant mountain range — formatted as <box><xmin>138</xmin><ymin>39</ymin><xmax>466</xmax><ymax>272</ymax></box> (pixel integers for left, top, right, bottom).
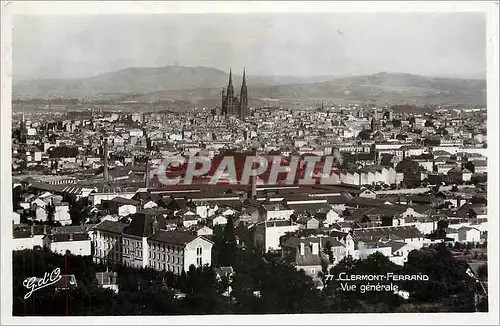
<box><xmin>13</xmin><ymin>66</ymin><xmax>486</xmax><ymax>106</ymax></box>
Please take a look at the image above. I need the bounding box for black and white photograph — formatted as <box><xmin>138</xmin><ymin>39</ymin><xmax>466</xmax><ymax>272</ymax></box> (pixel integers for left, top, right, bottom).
<box><xmin>1</xmin><ymin>1</ymin><xmax>499</xmax><ymax>325</ymax></box>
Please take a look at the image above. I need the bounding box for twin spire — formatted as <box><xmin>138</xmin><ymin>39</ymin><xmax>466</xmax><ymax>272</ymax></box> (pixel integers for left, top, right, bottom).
<box><xmin>227</xmin><ymin>66</ymin><xmax>246</xmax><ymax>86</ymax></box>
<box><xmin>221</xmin><ymin>67</ymin><xmax>248</xmax><ymax>119</ymax></box>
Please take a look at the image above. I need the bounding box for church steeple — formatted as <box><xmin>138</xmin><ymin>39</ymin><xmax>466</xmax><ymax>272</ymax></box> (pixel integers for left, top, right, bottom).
<box><xmin>226</xmin><ymin>67</ymin><xmax>234</xmax><ymax>98</ymax></box>
<box><xmin>239</xmin><ymin>67</ymin><xmax>248</xmax><ymax>120</ymax></box>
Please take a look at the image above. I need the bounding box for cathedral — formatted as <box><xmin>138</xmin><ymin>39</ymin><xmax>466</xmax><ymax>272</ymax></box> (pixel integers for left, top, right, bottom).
<box><xmin>221</xmin><ymin>68</ymin><xmax>248</xmax><ymax>119</ymax></box>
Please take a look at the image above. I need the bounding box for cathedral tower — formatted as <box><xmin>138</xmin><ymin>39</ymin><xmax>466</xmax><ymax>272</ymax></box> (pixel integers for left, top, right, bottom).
<box><xmin>239</xmin><ymin>67</ymin><xmax>248</xmax><ymax>119</ymax></box>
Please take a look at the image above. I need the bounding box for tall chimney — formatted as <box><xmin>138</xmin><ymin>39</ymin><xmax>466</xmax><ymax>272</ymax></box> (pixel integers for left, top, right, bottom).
<box><xmin>145</xmin><ymin>157</ymin><xmax>150</xmax><ymax>189</ymax></box>
<box><xmin>103</xmin><ymin>137</ymin><xmax>109</xmax><ymax>182</ymax></box>
<box><xmin>251</xmin><ymin>175</ymin><xmax>257</xmax><ymax>199</ymax></box>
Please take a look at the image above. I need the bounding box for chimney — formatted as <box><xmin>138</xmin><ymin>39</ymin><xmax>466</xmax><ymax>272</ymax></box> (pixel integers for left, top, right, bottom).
<box><xmin>251</xmin><ymin>175</ymin><xmax>257</xmax><ymax>199</ymax></box>
<box><xmin>103</xmin><ymin>137</ymin><xmax>109</xmax><ymax>182</ymax></box>
<box><xmin>300</xmin><ymin>242</ymin><xmax>305</xmax><ymax>256</ymax></box>
<box><xmin>145</xmin><ymin>157</ymin><xmax>150</xmax><ymax>189</ymax></box>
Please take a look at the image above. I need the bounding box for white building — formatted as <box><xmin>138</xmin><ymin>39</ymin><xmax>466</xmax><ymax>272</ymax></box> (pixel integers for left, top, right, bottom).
<box><xmin>259</xmin><ymin>204</ymin><xmax>294</xmax><ymax>222</ymax></box>
<box><xmin>210</xmin><ymin>215</ymin><xmax>228</xmax><ymax>227</ymax></box>
<box><xmin>253</xmin><ymin>220</ymin><xmax>301</xmax><ymax>251</ymax></box>
<box><xmin>12</xmin><ymin>226</ymin><xmax>48</xmax><ymax>251</ymax></box>
<box><xmin>44</xmin><ymin>233</ymin><xmax>92</xmax><ymax>256</ymax></box>
<box><xmin>54</xmin><ymin>202</ymin><xmax>72</xmax><ymax>225</ymax></box>
<box><xmin>12</xmin><ymin>212</ymin><xmax>21</xmax><ymax>224</ymax></box>
<box><xmin>458</xmin><ymin>227</ymin><xmax>481</xmax><ymax>243</ymax></box>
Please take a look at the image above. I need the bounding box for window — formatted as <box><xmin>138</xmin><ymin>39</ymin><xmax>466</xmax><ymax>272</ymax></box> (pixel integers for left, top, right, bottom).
<box><xmin>197</xmin><ymin>257</ymin><xmax>202</xmax><ymax>266</ymax></box>
<box><xmin>162</xmin><ymin>254</ymin><xmax>165</xmax><ymax>261</ymax></box>
<box><xmin>153</xmin><ymin>252</ymin><xmax>156</xmax><ymax>259</ymax></box>
<box><xmin>163</xmin><ymin>263</ymin><xmax>166</xmax><ymax>270</ymax></box>
<box><xmin>196</xmin><ymin>246</ymin><xmax>202</xmax><ymax>256</ymax></box>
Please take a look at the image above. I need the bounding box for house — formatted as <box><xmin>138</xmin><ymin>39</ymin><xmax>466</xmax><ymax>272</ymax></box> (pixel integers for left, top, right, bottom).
<box><xmin>54</xmin><ymin>202</ymin><xmax>72</xmax><ymax>225</ymax></box>
<box><xmin>471</xmin><ymin>160</ymin><xmax>487</xmax><ymax>174</ymax></box>
<box><xmin>43</xmin><ymin>233</ymin><xmax>91</xmax><ymax>256</ymax></box>
<box><xmin>93</xmin><ymin>220</ymin><xmax>129</xmax><ymax>264</ymax></box>
<box><xmin>458</xmin><ymin>227</ymin><xmax>481</xmax><ymax>243</ymax></box>
<box><xmin>315</xmin><ymin>208</ymin><xmax>343</xmax><ymax>226</ymax></box>
<box><xmin>219</xmin><ymin>207</ymin><xmax>237</xmax><ymax>216</ymax></box>
<box><xmin>12</xmin><ymin>211</ymin><xmax>21</xmax><ymax>224</ymax></box>
<box><xmin>457</xmin><ymin>203</ymin><xmax>487</xmax><ymax>219</ymax></box>
<box><xmin>445</xmin><ymin>228</ymin><xmax>459</xmax><ymax>242</ymax></box>
<box><xmin>95</xmin><ymin>271</ymin><xmax>119</xmax><ymax>293</ymax></box>
<box><xmin>209</xmin><ymin>214</ymin><xmax>228</xmax><ymax>227</ymax></box>
<box><xmin>253</xmin><ymin>220</ymin><xmax>301</xmax><ymax>251</ymax></box>
<box><xmin>181</xmin><ymin>211</ymin><xmax>201</xmax><ymax>228</ymax></box>
<box><xmin>353</xmin><ymin>226</ymin><xmax>425</xmax><ymax>247</ymax></box>
<box><xmin>258</xmin><ymin>203</ymin><xmax>294</xmax><ymax>222</ymax></box>
<box><xmin>12</xmin><ymin>225</ymin><xmax>48</xmax><ymax>251</ymax></box>
<box><xmin>31</xmin><ymin>198</ymin><xmax>48</xmax><ymax>221</ymax></box>
<box><xmin>358</xmin><ymin>188</ymin><xmax>377</xmax><ymax>199</ymax></box>
<box><xmin>101</xmin><ymin>197</ymin><xmax>139</xmax><ymax>217</ymax></box>
<box><xmin>388</xmin><ymin>240</ymin><xmax>422</xmax><ymax>265</ymax></box>
<box><xmin>194</xmin><ymin>225</ymin><xmax>214</xmax><ymax>236</ymax></box>
<box><xmin>143</xmin><ymin>200</ymin><xmax>158</xmax><ymax>209</ymax></box>
<box><xmin>297</xmin><ymin>216</ymin><xmax>320</xmax><ymax>229</ymax></box>
<box><xmin>282</xmin><ymin>236</ymin><xmax>333</xmax><ymax>278</ymax></box>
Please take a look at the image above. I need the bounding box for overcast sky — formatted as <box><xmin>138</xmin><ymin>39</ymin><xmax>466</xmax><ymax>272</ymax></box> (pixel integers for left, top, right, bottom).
<box><xmin>13</xmin><ymin>13</ymin><xmax>486</xmax><ymax>80</ymax></box>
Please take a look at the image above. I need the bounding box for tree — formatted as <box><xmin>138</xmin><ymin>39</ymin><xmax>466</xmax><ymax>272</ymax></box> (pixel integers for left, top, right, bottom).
<box><xmin>477</xmin><ymin>263</ymin><xmax>487</xmax><ymax>281</ymax></box>
<box><xmin>46</xmin><ymin>200</ymin><xmax>56</xmax><ymax>225</ymax></box>
<box><xmin>392</xmin><ymin>119</ymin><xmax>402</xmax><ymax>128</ymax></box>
<box><xmin>219</xmin><ymin>217</ymin><xmax>237</xmax><ymax>267</ymax></box>
<box><xmin>70</xmin><ymin>198</ymin><xmax>89</xmax><ymax>225</ymax></box>
<box><xmin>357</xmin><ymin>129</ymin><xmax>372</xmax><ymax>141</ymax></box>
<box><xmin>402</xmin><ymin>244</ymin><xmax>477</xmax><ymax>310</ymax></box>
<box><xmin>323</xmin><ymin>241</ymin><xmax>334</xmax><ymax>263</ymax></box>
<box><xmin>395</xmin><ymin>158</ymin><xmax>421</xmax><ymax>175</ymax></box>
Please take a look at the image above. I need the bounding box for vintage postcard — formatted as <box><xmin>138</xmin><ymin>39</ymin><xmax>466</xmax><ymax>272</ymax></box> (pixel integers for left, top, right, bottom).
<box><xmin>1</xmin><ymin>1</ymin><xmax>499</xmax><ymax>325</ymax></box>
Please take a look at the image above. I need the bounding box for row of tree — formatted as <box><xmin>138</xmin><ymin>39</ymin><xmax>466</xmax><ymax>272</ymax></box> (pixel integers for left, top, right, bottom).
<box><xmin>13</xmin><ymin>231</ymin><xmax>487</xmax><ymax>315</ymax></box>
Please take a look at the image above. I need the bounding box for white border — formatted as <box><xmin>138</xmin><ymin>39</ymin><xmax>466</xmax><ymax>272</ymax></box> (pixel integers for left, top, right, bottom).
<box><xmin>1</xmin><ymin>1</ymin><xmax>499</xmax><ymax>325</ymax></box>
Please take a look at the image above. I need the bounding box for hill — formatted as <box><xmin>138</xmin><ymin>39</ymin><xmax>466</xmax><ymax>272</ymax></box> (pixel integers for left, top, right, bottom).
<box><xmin>13</xmin><ymin>66</ymin><xmax>331</xmax><ymax>99</ymax></box>
<box><xmin>126</xmin><ymin>72</ymin><xmax>486</xmax><ymax>108</ymax></box>
<box><xmin>13</xmin><ymin>67</ymin><xmax>486</xmax><ymax>107</ymax></box>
